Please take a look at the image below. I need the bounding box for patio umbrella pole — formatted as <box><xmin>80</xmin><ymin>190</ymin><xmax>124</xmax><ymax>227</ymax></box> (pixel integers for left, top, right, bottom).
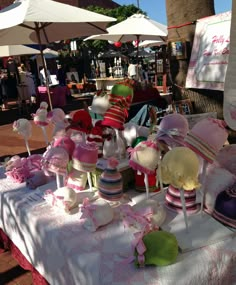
<box><xmin>136</xmin><ymin>35</ymin><xmax>140</xmax><ymax>80</ymax></box>
<box><xmin>35</xmin><ymin>25</ymin><xmax>53</xmax><ymax>111</ymax></box>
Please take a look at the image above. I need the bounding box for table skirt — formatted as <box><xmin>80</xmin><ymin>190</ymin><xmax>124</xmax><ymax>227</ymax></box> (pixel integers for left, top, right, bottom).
<box><xmin>0</xmin><ymin>229</ymin><xmax>49</xmax><ymax>285</ymax></box>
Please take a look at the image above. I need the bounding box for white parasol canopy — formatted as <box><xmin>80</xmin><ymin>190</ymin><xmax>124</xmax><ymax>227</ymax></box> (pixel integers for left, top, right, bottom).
<box><xmin>0</xmin><ymin>0</ymin><xmax>116</xmax><ymax>45</ymax></box>
<box><xmin>0</xmin><ymin>0</ymin><xmax>116</xmax><ymax>110</ymax></box>
<box><xmin>139</xmin><ymin>40</ymin><xmax>166</xmax><ymax>48</ymax></box>
<box><xmin>0</xmin><ymin>45</ymin><xmax>40</xmax><ymax>56</ymax></box>
<box><xmin>84</xmin><ymin>13</ymin><xmax>167</xmax><ymax>43</ymax></box>
<box><xmin>30</xmin><ymin>48</ymin><xmax>59</xmax><ymax>60</ymax></box>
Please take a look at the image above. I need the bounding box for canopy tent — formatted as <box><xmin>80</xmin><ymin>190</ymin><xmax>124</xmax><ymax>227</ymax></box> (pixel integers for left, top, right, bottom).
<box><xmin>84</xmin><ymin>13</ymin><xmax>167</xmax><ymax>68</ymax></box>
<box><xmin>30</xmin><ymin>48</ymin><xmax>59</xmax><ymax>60</ymax></box>
<box><xmin>0</xmin><ymin>45</ymin><xmax>40</xmax><ymax>57</ymax></box>
<box><xmin>85</xmin><ymin>14</ymin><xmax>167</xmax><ymax>43</ymax></box>
<box><xmin>98</xmin><ymin>50</ymin><xmax>128</xmax><ymax>59</ymax></box>
<box><xmin>0</xmin><ymin>0</ymin><xmax>116</xmax><ymax>109</ymax></box>
<box><xmin>129</xmin><ymin>49</ymin><xmax>155</xmax><ymax>58</ymax></box>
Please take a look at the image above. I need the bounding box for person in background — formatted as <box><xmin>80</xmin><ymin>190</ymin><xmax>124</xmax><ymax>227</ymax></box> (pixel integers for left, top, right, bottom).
<box><xmin>0</xmin><ymin>70</ymin><xmax>8</xmax><ymax>110</ymax></box>
<box><xmin>56</xmin><ymin>64</ymin><xmax>66</xmax><ymax>86</ymax></box>
<box><xmin>39</xmin><ymin>66</ymin><xmax>52</xmax><ymax>86</ymax></box>
<box><xmin>128</xmin><ymin>59</ymin><xmax>137</xmax><ymax>80</ymax></box>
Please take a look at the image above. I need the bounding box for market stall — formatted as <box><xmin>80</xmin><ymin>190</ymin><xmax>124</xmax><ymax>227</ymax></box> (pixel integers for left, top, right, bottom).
<box><xmin>1</xmin><ymin>78</ymin><xmax>236</xmax><ymax>285</ymax></box>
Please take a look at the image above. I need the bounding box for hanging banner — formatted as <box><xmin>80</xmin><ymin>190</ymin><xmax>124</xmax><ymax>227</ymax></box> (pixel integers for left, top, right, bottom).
<box><xmin>224</xmin><ymin>1</ymin><xmax>236</xmax><ymax>130</ymax></box>
<box><xmin>186</xmin><ymin>11</ymin><xmax>231</xmax><ymax>91</ymax></box>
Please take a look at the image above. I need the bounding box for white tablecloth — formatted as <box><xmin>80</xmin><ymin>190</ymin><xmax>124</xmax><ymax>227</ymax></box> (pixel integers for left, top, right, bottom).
<box><xmin>0</xmin><ymin>167</ymin><xmax>236</xmax><ymax>285</ymax></box>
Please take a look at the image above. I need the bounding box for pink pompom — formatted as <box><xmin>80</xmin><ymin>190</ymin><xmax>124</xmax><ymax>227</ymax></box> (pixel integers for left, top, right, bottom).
<box><xmin>107</xmin><ymin>157</ymin><xmax>119</xmax><ymax>169</ymax></box>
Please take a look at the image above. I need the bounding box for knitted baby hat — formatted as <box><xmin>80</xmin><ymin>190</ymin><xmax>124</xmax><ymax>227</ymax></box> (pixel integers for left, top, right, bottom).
<box><xmin>129</xmin><ymin>140</ymin><xmax>160</xmax><ymax>175</ymax></box>
<box><xmin>165</xmin><ymin>185</ymin><xmax>199</xmax><ymax>215</ymax></box>
<box><xmin>72</xmin><ymin>142</ymin><xmax>98</xmax><ymax>173</ymax></box>
<box><xmin>13</xmin><ymin>118</ymin><xmax>32</xmax><ymax>140</ymax></box>
<box><xmin>87</xmin><ymin>125</ymin><xmax>104</xmax><ymax>158</ymax></box>
<box><xmin>101</xmin><ymin>104</ymin><xmax>126</xmax><ymax>130</ymax></box>
<box><xmin>42</xmin><ymin>146</ymin><xmax>69</xmax><ymax>176</ymax></box>
<box><xmin>133</xmin><ymin>230</ymin><xmax>178</xmax><ymax>267</ymax></box>
<box><xmin>101</xmin><ymin>80</ymin><xmax>134</xmax><ymax>130</ymax></box>
<box><xmin>98</xmin><ymin>157</ymin><xmax>123</xmax><ymax>201</ymax></box>
<box><xmin>184</xmin><ymin>118</ymin><xmax>228</xmax><ymax>163</ymax></box>
<box><xmin>33</xmin><ymin>102</ymin><xmax>49</xmax><ymax>126</ymax></box>
<box><xmin>52</xmin><ymin>135</ymin><xmax>75</xmax><ymax>158</ymax></box>
<box><xmin>80</xmin><ymin>198</ymin><xmax>114</xmax><ymax>232</ymax></box>
<box><xmin>66</xmin><ymin>168</ymin><xmax>88</xmax><ymax>192</ymax></box>
<box><xmin>47</xmin><ymin>108</ymin><xmax>65</xmax><ymax>125</ymax></box>
<box><xmin>68</xmin><ymin>110</ymin><xmax>92</xmax><ymax>133</ymax></box>
<box><xmin>110</xmin><ymin>79</ymin><xmax>133</xmax><ymax>105</ymax></box>
<box><xmin>159</xmin><ymin>147</ymin><xmax>201</xmax><ymax>191</ymax></box>
<box><xmin>212</xmin><ymin>183</ymin><xmax>236</xmax><ymax>228</ymax></box>
<box><xmin>156</xmin><ymin>113</ymin><xmax>189</xmax><ymax>147</ymax></box>
<box><xmin>91</xmin><ymin>91</ymin><xmax>111</xmax><ymax>115</ymax></box>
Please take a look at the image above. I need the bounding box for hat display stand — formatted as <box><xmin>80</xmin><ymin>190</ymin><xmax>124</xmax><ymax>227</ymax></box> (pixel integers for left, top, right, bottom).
<box><xmin>114</xmin><ymin>128</ymin><xmax>127</xmax><ymax>160</ymax></box>
<box><xmin>144</xmin><ymin>173</ymin><xmax>150</xmax><ymax>199</ymax></box>
<box><xmin>200</xmin><ymin>159</ymin><xmax>208</xmax><ymax>215</ymax></box>
<box><xmin>41</xmin><ymin>125</ymin><xmax>49</xmax><ymax>146</ymax></box>
<box><xmin>179</xmin><ymin>188</ymin><xmax>189</xmax><ymax>232</ymax></box>
<box><xmin>159</xmin><ymin>147</ymin><xmax>201</xmax><ymax>233</ymax></box>
<box><xmin>81</xmin><ymin>134</ymin><xmax>93</xmax><ymax>192</ymax></box>
<box><xmin>184</xmin><ymin>118</ymin><xmax>228</xmax><ymax>216</ymax></box>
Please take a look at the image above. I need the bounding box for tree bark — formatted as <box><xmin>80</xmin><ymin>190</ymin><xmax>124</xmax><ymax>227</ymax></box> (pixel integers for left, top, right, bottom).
<box><xmin>166</xmin><ymin>0</ymin><xmax>224</xmax><ymax>118</ymax></box>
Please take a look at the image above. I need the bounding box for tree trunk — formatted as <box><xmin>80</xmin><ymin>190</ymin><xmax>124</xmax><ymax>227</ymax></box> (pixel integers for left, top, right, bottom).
<box><xmin>166</xmin><ymin>0</ymin><xmax>224</xmax><ymax>118</ymax></box>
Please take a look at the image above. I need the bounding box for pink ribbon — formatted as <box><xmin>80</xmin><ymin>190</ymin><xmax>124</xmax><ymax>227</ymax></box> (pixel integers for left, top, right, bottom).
<box><xmin>127</xmin><ymin>140</ymin><xmax>159</xmax><ymax>156</ymax></box>
<box><xmin>44</xmin><ymin>189</ymin><xmax>69</xmax><ymax>211</ymax></box>
<box><xmin>132</xmin><ymin>231</ymin><xmax>146</xmax><ymax>267</ymax></box>
<box><xmin>120</xmin><ymin>230</ymin><xmax>147</xmax><ymax>266</ymax></box>
<box><xmin>120</xmin><ymin>205</ymin><xmax>151</xmax><ymax>230</ymax></box>
<box><xmin>80</xmin><ymin>198</ymin><xmax>98</xmax><ymax>228</ymax></box>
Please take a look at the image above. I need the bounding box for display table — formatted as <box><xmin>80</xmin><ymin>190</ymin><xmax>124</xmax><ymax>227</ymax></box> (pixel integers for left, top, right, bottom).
<box><xmin>95</xmin><ymin>77</ymin><xmax>124</xmax><ymax>91</ymax></box>
<box><xmin>0</xmin><ymin>167</ymin><xmax>236</xmax><ymax>285</ymax></box>
<box><xmin>67</xmin><ymin>82</ymin><xmax>96</xmax><ymax>93</ymax></box>
<box><xmin>37</xmin><ymin>86</ymin><xmax>69</xmax><ymax>108</ymax></box>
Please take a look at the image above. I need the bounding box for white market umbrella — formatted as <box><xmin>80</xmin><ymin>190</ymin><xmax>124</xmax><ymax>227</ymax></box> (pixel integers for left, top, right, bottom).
<box><xmin>0</xmin><ymin>45</ymin><xmax>40</xmax><ymax>56</ymax></box>
<box><xmin>0</xmin><ymin>0</ymin><xmax>116</xmax><ymax>109</ymax></box>
<box><xmin>139</xmin><ymin>40</ymin><xmax>166</xmax><ymax>48</ymax></box>
<box><xmin>84</xmin><ymin>13</ymin><xmax>167</xmax><ymax>62</ymax></box>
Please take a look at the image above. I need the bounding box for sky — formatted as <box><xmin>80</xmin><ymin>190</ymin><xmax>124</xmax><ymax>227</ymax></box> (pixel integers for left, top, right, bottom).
<box><xmin>115</xmin><ymin>0</ymin><xmax>232</xmax><ymax>25</ymax></box>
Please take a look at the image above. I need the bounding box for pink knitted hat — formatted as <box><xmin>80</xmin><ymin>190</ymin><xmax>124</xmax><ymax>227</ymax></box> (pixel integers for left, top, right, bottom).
<box><xmin>32</xmin><ymin>101</ymin><xmax>49</xmax><ymax>127</ymax></box>
<box><xmin>156</xmin><ymin>113</ymin><xmax>189</xmax><ymax>147</ymax></box>
<box><xmin>47</xmin><ymin>108</ymin><xmax>65</xmax><ymax>125</ymax></box>
<box><xmin>72</xmin><ymin>142</ymin><xmax>98</xmax><ymax>173</ymax></box>
<box><xmin>42</xmin><ymin>146</ymin><xmax>69</xmax><ymax>176</ymax></box>
<box><xmin>184</xmin><ymin>118</ymin><xmax>228</xmax><ymax>163</ymax></box>
<box><xmin>52</xmin><ymin>136</ymin><xmax>75</xmax><ymax>158</ymax></box>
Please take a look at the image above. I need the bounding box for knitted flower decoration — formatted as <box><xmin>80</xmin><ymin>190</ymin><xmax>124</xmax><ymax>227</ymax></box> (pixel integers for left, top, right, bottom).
<box><xmin>107</xmin><ymin>157</ymin><xmax>119</xmax><ymax>168</ymax></box>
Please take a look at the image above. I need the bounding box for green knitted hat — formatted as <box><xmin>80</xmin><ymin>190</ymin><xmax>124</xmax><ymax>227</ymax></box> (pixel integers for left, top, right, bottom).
<box><xmin>134</xmin><ymin>230</ymin><xmax>178</xmax><ymax>267</ymax></box>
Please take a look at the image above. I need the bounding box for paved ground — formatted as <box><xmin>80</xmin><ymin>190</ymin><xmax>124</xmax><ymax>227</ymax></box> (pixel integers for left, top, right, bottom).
<box><xmin>0</xmin><ymin>95</ymin><xmax>92</xmax><ymax>285</ymax></box>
